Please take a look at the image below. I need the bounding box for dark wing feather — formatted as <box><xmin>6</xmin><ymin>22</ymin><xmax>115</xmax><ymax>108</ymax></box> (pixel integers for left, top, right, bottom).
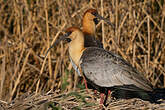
<box><xmin>80</xmin><ymin>47</ymin><xmax>153</xmax><ymax>91</ymax></box>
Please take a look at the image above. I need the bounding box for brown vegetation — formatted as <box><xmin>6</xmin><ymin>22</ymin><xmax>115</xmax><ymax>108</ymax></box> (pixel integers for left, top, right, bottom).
<box><xmin>0</xmin><ymin>0</ymin><xmax>165</xmax><ymax>109</ymax></box>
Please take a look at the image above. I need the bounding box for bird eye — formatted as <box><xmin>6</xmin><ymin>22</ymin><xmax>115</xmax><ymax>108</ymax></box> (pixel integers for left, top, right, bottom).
<box><xmin>93</xmin><ymin>18</ymin><xmax>99</xmax><ymax>25</ymax></box>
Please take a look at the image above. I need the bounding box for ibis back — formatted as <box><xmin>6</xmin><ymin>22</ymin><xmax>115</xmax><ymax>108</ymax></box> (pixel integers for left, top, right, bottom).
<box><xmin>80</xmin><ymin>47</ymin><xmax>153</xmax><ymax>92</ymax></box>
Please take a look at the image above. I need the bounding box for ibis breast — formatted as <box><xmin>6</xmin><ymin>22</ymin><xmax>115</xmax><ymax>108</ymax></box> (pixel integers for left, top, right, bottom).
<box><xmin>80</xmin><ymin>47</ymin><xmax>153</xmax><ymax>91</ymax></box>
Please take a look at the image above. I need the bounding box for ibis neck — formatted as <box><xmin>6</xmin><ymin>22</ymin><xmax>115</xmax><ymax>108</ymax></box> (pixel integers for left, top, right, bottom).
<box><xmin>83</xmin><ymin>18</ymin><xmax>96</xmax><ymax>35</ymax></box>
<box><xmin>69</xmin><ymin>46</ymin><xmax>85</xmax><ymax>66</ymax></box>
<box><xmin>68</xmin><ymin>41</ymin><xmax>85</xmax><ymax>66</ymax></box>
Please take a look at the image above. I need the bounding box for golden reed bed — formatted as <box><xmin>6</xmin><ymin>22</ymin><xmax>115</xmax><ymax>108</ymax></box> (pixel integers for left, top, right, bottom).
<box><xmin>0</xmin><ymin>0</ymin><xmax>165</xmax><ymax>109</ymax></box>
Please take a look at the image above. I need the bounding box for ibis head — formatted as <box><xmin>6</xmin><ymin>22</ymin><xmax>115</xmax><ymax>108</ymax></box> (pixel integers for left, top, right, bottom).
<box><xmin>82</xmin><ymin>8</ymin><xmax>114</xmax><ymax>35</ymax></box>
<box><xmin>45</xmin><ymin>27</ymin><xmax>85</xmax><ymax>67</ymax></box>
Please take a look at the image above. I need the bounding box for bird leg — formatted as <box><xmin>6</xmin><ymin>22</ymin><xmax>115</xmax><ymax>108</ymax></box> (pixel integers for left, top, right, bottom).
<box><xmin>108</xmin><ymin>90</ymin><xmax>111</xmax><ymax>95</ymax></box>
<box><xmin>78</xmin><ymin>66</ymin><xmax>88</xmax><ymax>92</ymax></box>
<box><xmin>103</xmin><ymin>90</ymin><xmax>111</xmax><ymax>106</ymax></box>
<box><xmin>100</xmin><ymin>93</ymin><xmax>105</xmax><ymax>105</ymax></box>
<box><xmin>94</xmin><ymin>90</ymin><xmax>97</xmax><ymax>94</ymax></box>
<box><xmin>83</xmin><ymin>79</ymin><xmax>88</xmax><ymax>92</ymax></box>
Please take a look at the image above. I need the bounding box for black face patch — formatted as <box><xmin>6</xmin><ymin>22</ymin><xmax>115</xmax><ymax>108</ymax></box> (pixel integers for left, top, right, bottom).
<box><xmin>65</xmin><ymin>38</ymin><xmax>72</xmax><ymax>42</ymax></box>
<box><xmin>91</xmin><ymin>11</ymin><xmax>98</xmax><ymax>16</ymax></box>
<box><xmin>66</xmin><ymin>31</ymin><xmax>72</xmax><ymax>36</ymax></box>
<box><xmin>93</xmin><ymin>18</ymin><xmax>99</xmax><ymax>25</ymax></box>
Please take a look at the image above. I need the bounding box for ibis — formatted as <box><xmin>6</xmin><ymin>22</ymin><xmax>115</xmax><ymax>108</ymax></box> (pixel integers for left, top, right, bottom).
<box><xmin>45</xmin><ymin>27</ymin><xmax>156</xmax><ymax>105</ymax></box>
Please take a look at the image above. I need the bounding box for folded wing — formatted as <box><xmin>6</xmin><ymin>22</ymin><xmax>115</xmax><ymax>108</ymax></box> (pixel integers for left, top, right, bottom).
<box><xmin>80</xmin><ymin>47</ymin><xmax>153</xmax><ymax>91</ymax></box>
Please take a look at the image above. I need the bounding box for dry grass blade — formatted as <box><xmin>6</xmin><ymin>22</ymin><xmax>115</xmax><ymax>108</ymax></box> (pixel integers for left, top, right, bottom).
<box><xmin>0</xmin><ymin>0</ymin><xmax>165</xmax><ymax>109</ymax></box>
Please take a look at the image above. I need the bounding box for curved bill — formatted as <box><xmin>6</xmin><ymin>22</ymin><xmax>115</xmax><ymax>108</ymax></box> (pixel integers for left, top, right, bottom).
<box><xmin>93</xmin><ymin>13</ymin><xmax>115</xmax><ymax>29</ymax></box>
<box><xmin>45</xmin><ymin>32</ymin><xmax>70</xmax><ymax>57</ymax></box>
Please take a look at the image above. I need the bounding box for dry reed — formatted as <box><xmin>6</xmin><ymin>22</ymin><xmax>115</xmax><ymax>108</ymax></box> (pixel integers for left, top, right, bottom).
<box><xmin>0</xmin><ymin>0</ymin><xmax>165</xmax><ymax>109</ymax></box>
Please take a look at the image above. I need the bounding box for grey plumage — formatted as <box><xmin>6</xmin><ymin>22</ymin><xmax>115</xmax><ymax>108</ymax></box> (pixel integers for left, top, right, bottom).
<box><xmin>80</xmin><ymin>47</ymin><xmax>153</xmax><ymax>92</ymax></box>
